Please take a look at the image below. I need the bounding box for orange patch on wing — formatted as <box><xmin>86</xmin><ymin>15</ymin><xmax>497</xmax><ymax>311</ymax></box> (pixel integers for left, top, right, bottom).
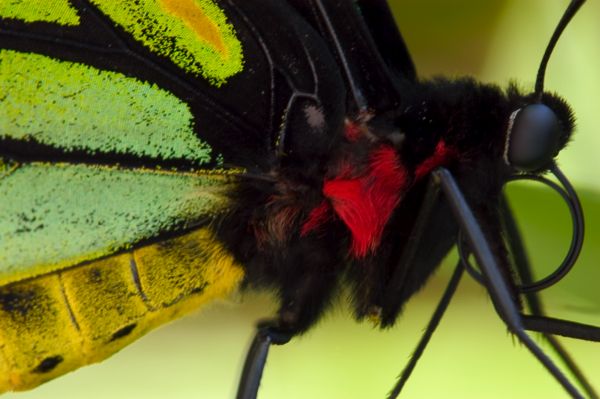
<box><xmin>160</xmin><ymin>0</ymin><xmax>227</xmax><ymax>56</ymax></box>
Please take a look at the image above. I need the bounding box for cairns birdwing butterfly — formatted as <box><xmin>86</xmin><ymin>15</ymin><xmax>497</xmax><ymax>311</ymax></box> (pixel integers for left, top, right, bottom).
<box><xmin>1</xmin><ymin>0</ymin><xmax>599</xmax><ymax>398</ymax></box>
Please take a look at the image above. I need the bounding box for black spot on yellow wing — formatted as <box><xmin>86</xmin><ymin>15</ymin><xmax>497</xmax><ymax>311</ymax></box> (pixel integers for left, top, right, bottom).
<box><xmin>87</xmin><ymin>267</ymin><xmax>103</xmax><ymax>284</ymax></box>
<box><xmin>109</xmin><ymin>323</ymin><xmax>137</xmax><ymax>342</ymax></box>
<box><xmin>190</xmin><ymin>283</ymin><xmax>208</xmax><ymax>295</ymax></box>
<box><xmin>0</xmin><ymin>288</ymin><xmax>39</xmax><ymax>317</ymax></box>
<box><xmin>32</xmin><ymin>356</ymin><xmax>63</xmax><ymax>374</ymax></box>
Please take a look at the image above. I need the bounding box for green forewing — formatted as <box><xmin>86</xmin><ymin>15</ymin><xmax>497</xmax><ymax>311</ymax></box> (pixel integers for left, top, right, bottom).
<box><xmin>0</xmin><ymin>161</ymin><xmax>233</xmax><ymax>285</ymax></box>
<box><xmin>90</xmin><ymin>0</ymin><xmax>244</xmax><ymax>86</ymax></box>
<box><xmin>0</xmin><ymin>0</ymin><xmax>79</xmax><ymax>25</ymax></box>
<box><xmin>0</xmin><ymin>0</ymin><xmax>251</xmax><ymax>288</ymax></box>
<box><xmin>0</xmin><ymin>50</ymin><xmax>212</xmax><ymax>164</ymax></box>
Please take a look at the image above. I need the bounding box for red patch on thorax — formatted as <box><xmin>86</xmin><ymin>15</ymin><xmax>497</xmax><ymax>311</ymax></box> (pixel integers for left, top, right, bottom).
<box><xmin>415</xmin><ymin>140</ymin><xmax>457</xmax><ymax>180</ymax></box>
<box><xmin>320</xmin><ymin>145</ymin><xmax>409</xmax><ymax>257</ymax></box>
<box><xmin>300</xmin><ymin>201</ymin><xmax>331</xmax><ymax>236</ymax></box>
<box><xmin>301</xmin><ymin>139</ymin><xmax>457</xmax><ymax>258</ymax></box>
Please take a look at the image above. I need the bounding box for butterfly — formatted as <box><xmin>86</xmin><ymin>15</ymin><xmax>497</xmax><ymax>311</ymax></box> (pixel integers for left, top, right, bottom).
<box><xmin>0</xmin><ymin>1</ymin><xmax>598</xmax><ymax>398</ymax></box>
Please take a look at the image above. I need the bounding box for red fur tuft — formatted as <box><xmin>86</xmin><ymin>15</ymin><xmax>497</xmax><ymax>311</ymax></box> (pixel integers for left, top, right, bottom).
<box><xmin>269</xmin><ymin>205</ymin><xmax>302</xmax><ymax>242</ymax></box>
<box><xmin>323</xmin><ymin>146</ymin><xmax>409</xmax><ymax>257</ymax></box>
<box><xmin>415</xmin><ymin>140</ymin><xmax>457</xmax><ymax>180</ymax></box>
<box><xmin>255</xmin><ymin>195</ymin><xmax>304</xmax><ymax>248</ymax></box>
<box><xmin>302</xmin><ymin>141</ymin><xmax>455</xmax><ymax>257</ymax></box>
<box><xmin>301</xmin><ymin>201</ymin><xmax>332</xmax><ymax>236</ymax></box>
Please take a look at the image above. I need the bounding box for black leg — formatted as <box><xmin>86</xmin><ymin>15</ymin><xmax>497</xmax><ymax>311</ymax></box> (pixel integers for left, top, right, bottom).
<box><xmin>237</xmin><ymin>245</ymin><xmax>338</xmax><ymax>399</ymax></box>
<box><xmin>382</xmin><ymin>177</ymin><xmax>443</xmax><ymax>324</ymax></box>
<box><xmin>501</xmin><ymin>195</ymin><xmax>599</xmax><ymax>399</ymax></box>
<box><xmin>433</xmin><ymin>167</ymin><xmax>585</xmax><ymax>399</ymax></box>
<box><xmin>236</xmin><ymin>322</ymin><xmax>293</xmax><ymax>399</ymax></box>
<box><xmin>387</xmin><ymin>262</ymin><xmax>464</xmax><ymax>399</ymax></box>
<box><xmin>382</xmin><ymin>176</ymin><xmax>463</xmax><ymax>397</ymax></box>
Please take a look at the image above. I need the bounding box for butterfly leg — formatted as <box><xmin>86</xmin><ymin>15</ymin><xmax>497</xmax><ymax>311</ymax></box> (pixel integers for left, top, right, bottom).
<box><xmin>501</xmin><ymin>196</ymin><xmax>599</xmax><ymax>399</ymax></box>
<box><xmin>376</xmin><ymin>174</ymin><xmax>474</xmax><ymax>397</ymax></box>
<box><xmin>236</xmin><ymin>321</ymin><xmax>292</xmax><ymax>399</ymax></box>
<box><xmin>387</xmin><ymin>261</ymin><xmax>464</xmax><ymax>399</ymax></box>
<box><xmin>433</xmin><ymin>167</ymin><xmax>587</xmax><ymax>399</ymax></box>
<box><xmin>237</xmin><ymin>246</ymin><xmax>338</xmax><ymax>399</ymax></box>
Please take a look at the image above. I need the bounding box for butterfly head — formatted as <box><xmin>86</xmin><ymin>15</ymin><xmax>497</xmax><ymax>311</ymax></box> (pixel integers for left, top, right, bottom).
<box><xmin>504</xmin><ymin>92</ymin><xmax>575</xmax><ymax>172</ymax></box>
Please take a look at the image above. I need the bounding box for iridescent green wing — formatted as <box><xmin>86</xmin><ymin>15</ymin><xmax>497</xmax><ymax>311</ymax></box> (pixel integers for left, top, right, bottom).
<box><xmin>0</xmin><ymin>0</ymin><xmax>346</xmax><ymax>285</ymax></box>
<box><xmin>0</xmin><ymin>159</ymin><xmax>234</xmax><ymax>285</ymax></box>
<box><xmin>0</xmin><ymin>1</ymin><xmax>253</xmax><ymax>388</ymax></box>
<box><xmin>0</xmin><ymin>0</ymin><xmax>244</xmax><ymax>285</ymax></box>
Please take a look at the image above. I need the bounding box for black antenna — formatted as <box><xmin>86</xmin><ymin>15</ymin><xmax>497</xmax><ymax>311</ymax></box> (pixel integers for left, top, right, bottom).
<box><xmin>535</xmin><ymin>0</ymin><xmax>585</xmax><ymax>101</ymax></box>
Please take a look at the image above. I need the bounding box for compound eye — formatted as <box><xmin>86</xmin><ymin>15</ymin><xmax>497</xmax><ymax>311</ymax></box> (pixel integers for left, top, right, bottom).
<box><xmin>506</xmin><ymin>103</ymin><xmax>562</xmax><ymax>172</ymax></box>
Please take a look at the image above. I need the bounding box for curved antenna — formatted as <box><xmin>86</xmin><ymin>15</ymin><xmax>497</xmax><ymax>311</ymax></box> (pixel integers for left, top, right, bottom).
<box><xmin>534</xmin><ymin>0</ymin><xmax>585</xmax><ymax>101</ymax></box>
<box><xmin>457</xmin><ymin>163</ymin><xmax>584</xmax><ymax>293</ymax></box>
<box><xmin>518</xmin><ymin>164</ymin><xmax>584</xmax><ymax>292</ymax></box>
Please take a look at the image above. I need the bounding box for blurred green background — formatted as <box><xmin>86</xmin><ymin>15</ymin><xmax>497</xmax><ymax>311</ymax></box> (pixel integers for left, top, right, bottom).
<box><xmin>7</xmin><ymin>1</ymin><xmax>600</xmax><ymax>398</ymax></box>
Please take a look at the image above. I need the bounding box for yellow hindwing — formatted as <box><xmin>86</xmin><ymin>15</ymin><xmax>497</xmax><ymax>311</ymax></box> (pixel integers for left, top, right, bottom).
<box><xmin>0</xmin><ymin>228</ymin><xmax>244</xmax><ymax>392</ymax></box>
